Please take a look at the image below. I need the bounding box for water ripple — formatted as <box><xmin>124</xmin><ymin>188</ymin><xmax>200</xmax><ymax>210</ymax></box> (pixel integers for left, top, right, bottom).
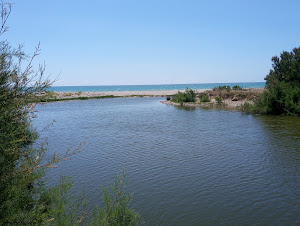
<box><xmin>34</xmin><ymin>97</ymin><xmax>300</xmax><ymax>225</ymax></box>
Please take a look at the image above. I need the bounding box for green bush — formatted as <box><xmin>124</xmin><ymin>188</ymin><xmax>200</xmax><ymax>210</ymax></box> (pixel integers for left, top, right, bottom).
<box><xmin>239</xmin><ymin>102</ymin><xmax>265</xmax><ymax>114</ymax></box>
<box><xmin>172</xmin><ymin>88</ymin><xmax>196</xmax><ymax>103</ymax></box>
<box><xmin>215</xmin><ymin>96</ymin><xmax>223</xmax><ymax>105</ymax></box>
<box><xmin>46</xmin><ymin>91</ymin><xmax>57</xmax><ymax>98</ymax></box>
<box><xmin>251</xmin><ymin>47</ymin><xmax>300</xmax><ymax>116</ymax></box>
<box><xmin>89</xmin><ymin>173</ymin><xmax>142</xmax><ymax>225</ymax></box>
<box><xmin>213</xmin><ymin>85</ymin><xmax>231</xmax><ymax>92</ymax></box>
<box><xmin>232</xmin><ymin>85</ymin><xmax>243</xmax><ymax>90</ymax></box>
<box><xmin>199</xmin><ymin>93</ymin><xmax>210</xmax><ymax>102</ymax></box>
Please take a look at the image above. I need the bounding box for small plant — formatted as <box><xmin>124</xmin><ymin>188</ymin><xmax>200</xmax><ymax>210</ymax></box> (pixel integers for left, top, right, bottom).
<box><xmin>213</xmin><ymin>85</ymin><xmax>231</xmax><ymax>92</ymax></box>
<box><xmin>239</xmin><ymin>101</ymin><xmax>266</xmax><ymax>114</ymax></box>
<box><xmin>76</xmin><ymin>91</ymin><xmax>82</xmax><ymax>95</ymax></box>
<box><xmin>46</xmin><ymin>91</ymin><xmax>57</xmax><ymax>98</ymax></box>
<box><xmin>215</xmin><ymin>96</ymin><xmax>223</xmax><ymax>105</ymax></box>
<box><xmin>199</xmin><ymin>93</ymin><xmax>210</xmax><ymax>102</ymax></box>
<box><xmin>89</xmin><ymin>173</ymin><xmax>143</xmax><ymax>225</ymax></box>
<box><xmin>232</xmin><ymin>85</ymin><xmax>243</xmax><ymax>90</ymax></box>
<box><xmin>172</xmin><ymin>88</ymin><xmax>196</xmax><ymax>103</ymax></box>
<box><xmin>65</xmin><ymin>92</ymin><xmax>72</xmax><ymax>97</ymax></box>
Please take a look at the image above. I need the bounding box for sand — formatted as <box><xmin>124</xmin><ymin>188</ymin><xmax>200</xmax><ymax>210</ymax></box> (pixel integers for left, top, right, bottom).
<box><xmin>54</xmin><ymin>89</ymin><xmax>210</xmax><ymax>99</ymax></box>
<box><xmin>43</xmin><ymin>88</ymin><xmax>264</xmax><ymax>109</ymax></box>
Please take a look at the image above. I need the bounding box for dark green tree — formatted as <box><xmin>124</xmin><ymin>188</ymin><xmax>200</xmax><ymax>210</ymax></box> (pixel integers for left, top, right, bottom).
<box><xmin>241</xmin><ymin>47</ymin><xmax>300</xmax><ymax>116</ymax></box>
<box><xmin>260</xmin><ymin>47</ymin><xmax>300</xmax><ymax>115</ymax></box>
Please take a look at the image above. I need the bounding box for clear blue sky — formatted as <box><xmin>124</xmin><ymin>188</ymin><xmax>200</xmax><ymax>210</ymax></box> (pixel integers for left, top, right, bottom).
<box><xmin>5</xmin><ymin>0</ymin><xmax>300</xmax><ymax>86</ymax></box>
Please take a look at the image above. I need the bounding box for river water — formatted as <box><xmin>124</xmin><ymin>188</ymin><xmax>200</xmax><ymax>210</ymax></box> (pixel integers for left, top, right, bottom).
<box><xmin>34</xmin><ymin>97</ymin><xmax>300</xmax><ymax>225</ymax></box>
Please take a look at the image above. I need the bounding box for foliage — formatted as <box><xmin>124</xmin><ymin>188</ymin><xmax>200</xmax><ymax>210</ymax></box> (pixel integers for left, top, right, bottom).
<box><xmin>0</xmin><ymin>2</ymin><xmax>141</xmax><ymax>225</ymax></box>
<box><xmin>215</xmin><ymin>96</ymin><xmax>223</xmax><ymax>105</ymax></box>
<box><xmin>45</xmin><ymin>91</ymin><xmax>57</xmax><ymax>98</ymax></box>
<box><xmin>239</xmin><ymin>102</ymin><xmax>263</xmax><ymax>114</ymax></box>
<box><xmin>245</xmin><ymin>47</ymin><xmax>300</xmax><ymax>115</ymax></box>
<box><xmin>232</xmin><ymin>85</ymin><xmax>243</xmax><ymax>90</ymax></box>
<box><xmin>172</xmin><ymin>88</ymin><xmax>196</xmax><ymax>103</ymax></box>
<box><xmin>0</xmin><ymin>3</ymin><xmax>52</xmax><ymax>223</ymax></box>
<box><xmin>89</xmin><ymin>173</ymin><xmax>142</xmax><ymax>226</ymax></box>
<box><xmin>34</xmin><ymin>95</ymin><xmax>117</xmax><ymax>103</ymax></box>
<box><xmin>199</xmin><ymin>93</ymin><xmax>210</xmax><ymax>102</ymax></box>
<box><xmin>213</xmin><ymin>85</ymin><xmax>231</xmax><ymax>92</ymax></box>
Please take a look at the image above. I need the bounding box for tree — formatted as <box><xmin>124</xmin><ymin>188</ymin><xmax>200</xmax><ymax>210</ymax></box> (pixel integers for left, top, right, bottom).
<box><xmin>260</xmin><ymin>47</ymin><xmax>300</xmax><ymax>115</ymax></box>
<box><xmin>241</xmin><ymin>47</ymin><xmax>300</xmax><ymax>116</ymax></box>
<box><xmin>0</xmin><ymin>2</ymin><xmax>141</xmax><ymax>224</ymax></box>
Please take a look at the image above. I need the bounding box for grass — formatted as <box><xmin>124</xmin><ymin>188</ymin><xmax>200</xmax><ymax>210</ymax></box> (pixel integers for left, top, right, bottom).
<box><xmin>29</xmin><ymin>95</ymin><xmax>121</xmax><ymax>103</ymax></box>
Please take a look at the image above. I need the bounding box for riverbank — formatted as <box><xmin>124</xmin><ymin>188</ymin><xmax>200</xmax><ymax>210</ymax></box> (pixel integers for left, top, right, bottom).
<box><xmin>33</xmin><ymin>88</ymin><xmax>264</xmax><ymax>109</ymax></box>
<box><xmin>33</xmin><ymin>89</ymin><xmax>209</xmax><ymax>102</ymax></box>
<box><xmin>161</xmin><ymin>88</ymin><xmax>264</xmax><ymax>108</ymax></box>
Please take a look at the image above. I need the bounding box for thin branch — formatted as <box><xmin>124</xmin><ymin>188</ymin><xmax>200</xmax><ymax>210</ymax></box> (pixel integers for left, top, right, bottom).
<box><xmin>0</xmin><ymin>1</ymin><xmax>11</xmax><ymax>35</ymax></box>
<box><xmin>102</xmin><ymin>173</ymin><xmax>126</xmax><ymax>225</ymax></box>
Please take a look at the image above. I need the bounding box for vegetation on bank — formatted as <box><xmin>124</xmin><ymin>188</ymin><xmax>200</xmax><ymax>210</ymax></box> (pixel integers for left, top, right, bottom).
<box><xmin>0</xmin><ymin>2</ymin><xmax>141</xmax><ymax>225</ymax></box>
<box><xmin>30</xmin><ymin>94</ymin><xmax>119</xmax><ymax>103</ymax></box>
<box><xmin>28</xmin><ymin>91</ymin><xmax>169</xmax><ymax>103</ymax></box>
<box><xmin>169</xmin><ymin>86</ymin><xmax>259</xmax><ymax>107</ymax></box>
<box><xmin>172</xmin><ymin>88</ymin><xmax>197</xmax><ymax>103</ymax></box>
<box><xmin>169</xmin><ymin>47</ymin><xmax>300</xmax><ymax>117</ymax></box>
<box><xmin>212</xmin><ymin>85</ymin><xmax>244</xmax><ymax>92</ymax></box>
<box><xmin>241</xmin><ymin>47</ymin><xmax>300</xmax><ymax>116</ymax></box>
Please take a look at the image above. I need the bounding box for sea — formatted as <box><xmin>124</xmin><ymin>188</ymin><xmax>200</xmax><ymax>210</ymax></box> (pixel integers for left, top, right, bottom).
<box><xmin>49</xmin><ymin>82</ymin><xmax>265</xmax><ymax>92</ymax></box>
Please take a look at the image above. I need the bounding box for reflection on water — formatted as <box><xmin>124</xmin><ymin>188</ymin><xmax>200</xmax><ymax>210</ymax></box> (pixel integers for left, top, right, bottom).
<box><xmin>34</xmin><ymin>97</ymin><xmax>300</xmax><ymax>225</ymax></box>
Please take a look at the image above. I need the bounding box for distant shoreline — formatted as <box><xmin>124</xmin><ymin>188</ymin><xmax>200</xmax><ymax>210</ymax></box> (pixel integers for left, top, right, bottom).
<box><xmin>49</xmin><ymin>82</ymin><xmax>265</xmax><ymax>92</ymax></box>
<box><xmin>55</xmin><ymin>89</ymin><xmax>209</xmax><ymax>98</ymax></box>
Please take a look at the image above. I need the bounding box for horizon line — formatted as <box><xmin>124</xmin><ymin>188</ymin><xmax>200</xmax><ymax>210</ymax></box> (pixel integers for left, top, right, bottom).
<box><xmin>52</xmin><ymin>81</ymin><xmax>265</xmax><ymax>87</ymax></box>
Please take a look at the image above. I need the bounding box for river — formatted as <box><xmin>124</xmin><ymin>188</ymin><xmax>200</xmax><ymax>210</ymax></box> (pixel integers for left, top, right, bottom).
<box><xmin>33</xmin><ymin>97</ymin><xmax>300</xmax><ymax>225</ymax></box>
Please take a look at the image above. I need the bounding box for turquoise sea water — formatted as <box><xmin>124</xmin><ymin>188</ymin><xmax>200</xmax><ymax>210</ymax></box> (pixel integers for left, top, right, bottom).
<box><xmin>49</xmin><ymin>82</ymin><xmax>265</xmax><ymax>92</ymax></box>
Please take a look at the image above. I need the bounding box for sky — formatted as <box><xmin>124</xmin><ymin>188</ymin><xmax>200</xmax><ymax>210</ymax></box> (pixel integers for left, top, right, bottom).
<box><xmin>4</xmin><ymin>0</ymin><xmax>300</xmax><ymax>86</ymax></box>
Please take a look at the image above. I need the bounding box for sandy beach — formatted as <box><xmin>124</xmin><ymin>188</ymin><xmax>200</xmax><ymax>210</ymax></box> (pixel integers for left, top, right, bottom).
<box><xmin>53</xmin><ymin>89</ymin><xmax>210</xmax><ymax>99</ymax></box>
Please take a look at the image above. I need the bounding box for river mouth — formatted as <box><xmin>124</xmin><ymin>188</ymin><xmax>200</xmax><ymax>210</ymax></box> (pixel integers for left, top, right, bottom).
<box><xmin>34</xmin><ymin>97</ymin><xmax>300</xmax><ymax>225</ymax></box>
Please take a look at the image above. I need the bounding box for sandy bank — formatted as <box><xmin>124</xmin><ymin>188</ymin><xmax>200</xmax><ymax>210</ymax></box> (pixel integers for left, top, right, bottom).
<box><xmin>53</xmin><ymin>89</ymin><xmax>210</xmax><ymax>99</ymax></box>
<box><xmin>36</xmin><ymin>88</ymin><xmax>264</xmax><ymax>110</ymax></box>
<box><xmin>161</xmin><ymin>88</ymin><xmax>264</xmax><ymax>108</ymax></box>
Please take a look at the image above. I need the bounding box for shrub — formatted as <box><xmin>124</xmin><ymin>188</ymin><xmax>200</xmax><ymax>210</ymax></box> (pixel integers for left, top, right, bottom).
<box><xmin>199</xmin><ymin>93</ymin><xmax>210</xmax><ymax>102</ymax></box>
<box><xmin>213</xmin><ymin>85</ymin><xmax>231</xmax><ymax>92</ymax></box>
<box><xmin>215</xmin><ymin>96</ymin><xmax>223</xmax><ymax>105</ymax></box>
<box><xmin>46</xmin><ymin>91</ymin><xmax>57</xmax><ymax>98</ymax></box>
<box><xmin>0</xmin><ymin>2</ymin><xmax>141</xmax><ymax>225</ymax></box>
<box><xmin>89</xmin><ymin>173</ymin><xmax>142</xmax><ymax>225</ymax></box>
<box><xmin>239</xmin><ymin>102</ymin><xmax>266</xmax><ymax>114</ymax></box>
<box><xmin>172</xmin><ymin>88</ymin><xmax>196</xmax><ymax>103</ymax></box>
<box><xmin>251</xmin><ymin>47</ymin><xmax>300</xmax><ymax>116</ymax></box>
<box><xmin>232</xmin><ymin>85</ymin><xmax>243</xmax><ymax>90</ymax></box>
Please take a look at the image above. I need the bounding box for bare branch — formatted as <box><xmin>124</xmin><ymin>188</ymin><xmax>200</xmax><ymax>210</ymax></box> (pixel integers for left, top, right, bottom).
<box><xmin>0</xmin><ymin>1</ymin><xmax>11</xmax><ymax>35</ymax></box>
